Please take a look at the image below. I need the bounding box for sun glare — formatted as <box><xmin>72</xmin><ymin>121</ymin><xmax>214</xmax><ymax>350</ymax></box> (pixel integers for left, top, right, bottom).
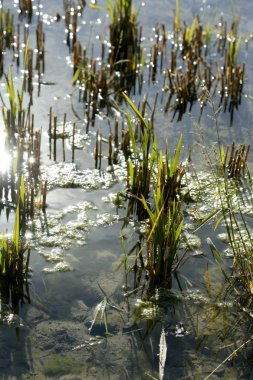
<box><xmin>0</xmin><ymin>125</ymin><xmax>11</xmax><ymax>174</ymax></box>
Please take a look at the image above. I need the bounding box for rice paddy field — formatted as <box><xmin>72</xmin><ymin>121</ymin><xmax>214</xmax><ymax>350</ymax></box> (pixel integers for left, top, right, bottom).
<box><xmin>1</xmin><ymin>0</ymin><xmax>253</xmax><ymax>379</ymax></box>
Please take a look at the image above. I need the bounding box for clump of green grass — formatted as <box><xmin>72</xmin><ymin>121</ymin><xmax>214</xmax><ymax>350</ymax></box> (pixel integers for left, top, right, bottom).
<box><xmin>157</xmin><ymin>1</ymin><xmax>245</xmax><ymax>123</ymax></box>
<box><xmin>0</xmin><ymin>36</ymin><xmax>45</xmax><ymax>318</ymax></box>
<box><xmin>140</xmin><ymin>137</ymin><xmax>184</xmax><ymax>284</ymax></box>
<box><xmin>108</xmin><ymin>0</ymin><xmax>142</xmax><ymax>91</ymax></box>
<box><xmin>0</xmin><ymin>176</ymin><xmax>30</xmax><ymax>315</ymax></box>
<box><xmin>1</xmin><ymin>40</ymin><xmax>42</xmax><ymax>211</ymax></box>
<box><xmin>119</xmin><ymin>93</ymin><xmax>185</xmax><ymax>287</ymax></box>
<box><xmin>73</xmin><ymin>0</ymin><xmax>143</xmax><ymax>123</ymax></box>
<box><xmin>0</xmin><ymin>177</ymin><xmax>26</xmax><ymax>274</ymax></box>
<box><xmin>125</xmin><ymin>112</ymin><xmax>156</xmax><ymax>218</ymax></box>
<box><xmin>108</xmin><ymin>0</ymin><xmax>139</xmax><ymax>66</ymax></box>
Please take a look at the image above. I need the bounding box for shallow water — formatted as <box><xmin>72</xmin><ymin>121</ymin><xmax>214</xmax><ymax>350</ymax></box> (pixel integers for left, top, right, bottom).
<box><xmin>1</xmin><ymin>0</ymin><xmax>253</xmax><ymax>379</ymax></box>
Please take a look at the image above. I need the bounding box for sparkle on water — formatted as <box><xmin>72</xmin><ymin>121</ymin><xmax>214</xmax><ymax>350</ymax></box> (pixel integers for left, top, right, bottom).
<box><xmin>0</xmin><ymin>123</ymin><xmax>11</xmax><ymax>174</ymax></box>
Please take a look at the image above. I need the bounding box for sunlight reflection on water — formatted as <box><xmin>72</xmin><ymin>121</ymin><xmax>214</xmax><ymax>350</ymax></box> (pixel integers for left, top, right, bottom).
<box><xmin>0</xmin><ymin>124</ymin><xmax>11</xmax><ymax>174</ymax></box>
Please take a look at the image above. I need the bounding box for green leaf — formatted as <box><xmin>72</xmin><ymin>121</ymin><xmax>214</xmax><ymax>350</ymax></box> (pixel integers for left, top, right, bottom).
<box><xmin>0</xmin><ymin>235</ymin><xmax>7</xmax><ymax>274</ymax></box>
<box><xmin>234</xmin><ymin>35</ymin><xmax>241</xmax><ymax>65</ymax></box>
<box><xmin>128</xmin><ymin>159</ymin><xmax>134</xmax><ymax>186</ymax></box>
<box><xmin>207</xmin><ymin>237</ymin><xmax>222</xmax><ymax>260</ymax></box>
<box><xmin>150</xmin><ymin>137</ymin><xmax>157</xmax><ymax>169</ymax></box>
<box><xmin>127</xmin><ymin>113</ymin><xmax>137</xmax><ymax>158</ymax></box>
<box><xmin>194</xmin><ymin>208</ymin><xmax>221</xmax><ymax>232</ymax></box>
<box><xmin>188</xmin><ymin>17</ymin><xmax>197</xmax><ymax>43</ymax></box>
<box><xmin>214</xmin><ymin>214</ymin><xmax>225</xmax><ymax>231</ymax></box>
<box><xmin>206</xmin><ymin>21</ymin><xmax>211</xmax><ymax>46</ymax></box>
<box><xmin>72</xmin><ymin>65</ymin><xmax>82</xmax><ymax>85</ymax></box>
<box><xmin>171</xmin><ymin>134</ymin><xmax>182</xmax><ymax>175</ymax></box>
<box><xmin>141</xmin><ymin>195</ymin><xmax>155</xmax><ymax>224</ymax></box>
<box><xmin>175</xmin><ymin>0</ymin><xmax>180</xmax><ymax>30</ymax></box>
<box><xmin>107</xmin><ymin>0</ymin><xmax>113</xmax><ymax>22</ymax></box>
<box><xmin>20</xmin><ymin>176</ymin><xmax>25</xmax><ymax>207</ymax></box>
<box><xmin>175</xmin><ymin>219</ymin><xmax>183</xmax><ymax>242</ymax></box>
<box><xmin>89</xmin><ymin>4</ymin><xmax>107</xmax><ymax>11</ymax></box>
<box><xmin>122</xmin><ymin>92</ymin><xmax>147</xmax><ymax>128</ymax></box>
<box><xmin>13</xmin><ymin>203</ymin><xmax>20</xmax><ymax>255</ymax></box>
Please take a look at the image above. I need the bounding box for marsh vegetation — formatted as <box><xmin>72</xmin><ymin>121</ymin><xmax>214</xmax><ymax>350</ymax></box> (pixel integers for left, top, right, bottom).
<box><xmin>1</xmin><ymin>0</ymin><xmax>253</xmax><ymax>379</ymax></box>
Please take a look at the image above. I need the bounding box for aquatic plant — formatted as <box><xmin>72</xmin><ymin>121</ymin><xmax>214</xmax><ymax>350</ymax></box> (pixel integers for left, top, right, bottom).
<box><xmin>174</xmin><ymin>0</ymin><xmax>180</xmax><ymax>32</ymax></box>
<box><xmin>3</xmin><ymin>41</ymin><xmax>29</xmax><ymax>132</ymax></box>
<box><xmin>108</xmin><ymin>0</ymin><xmax>140</xmax><ymax>74</ymax></box>
<box><xmin>0</xmin><ymin>175</ymin><xmax>30</xmax><ymax>322</ymax></box>
<box><xmin>147</xmin><ymin>2</ymin><xmax>246</xmax><ymax>123</ymax></box>
<box><xmin>0</xmin><ymin>9</ymin><xmax>15</xmax><ymax>76</ymax></box>
<box><xmin>222</xmin><ymin>142</ymin><xmax>250</xmax><ymax>179</ymax></box>
<box><xmin>35</xmin><ymin>19</ymin><xmax>45</xmax><ymax>95</ymax></box>
<box><xmin>0</xmin><ymin>178</ymin><xmax>26</xmax><ymax>276</ymax></box>
<box><xmin>127</xmin><ymin>127</ymin><xmax>155</xmax><ymax>215</ymax></box>
<box><xmin>18</xmin><ymin>0</ymin><xmax>33</xmax><ymax>23</ymax></box>
<box><xmin>64</xmin><ymin>4</ymin><xmax>78</xmax><ymax>50</ymax></box>
<box><xmin>119</xmin><ymin>93</ymin><xmax>185</xmax><ymax>286</ymax></box>
<box><xmin>71</xmin><ymin>1</ymin><xmax>141</xmax><ymax>124</ymax></box>
<box><xmin>0</xmin><ymin>38</ymin><xmax>44</xmax><ymax>224</ymax></box>
<box><xmin>72</xmin><ymin>44</ymin><xmax>110</xmax><ymax>127</ymax></box>
<box><xmin>196</xmin><ymin>94</ymin><xmax>253</xmax><ymax>300</ymax></box>
<box><xmin>64</xmin><ymin>0</ymin><xmax>86</xmax><ymax>13</ymax></box>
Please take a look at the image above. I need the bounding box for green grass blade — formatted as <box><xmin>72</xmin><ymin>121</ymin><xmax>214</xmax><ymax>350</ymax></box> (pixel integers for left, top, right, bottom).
<box><xmin>122</xmin><ymin>92</ymin><xmax>147</xmax><ymax>128</ymax></box>
<box><xmin>175</xmin><ymin>218</ymin><xmax>183</xmax><ymax>242</ymax></box>
<box><xmin>171</xmin><ymin>134</ymin><xmax>182</xmax><ymax>175</ymax></box>
<box><xmin>13</xmin><ymin>203</ymin><xmax>20</xmax><ymax>255</ymax></box>
<box><xmin>127</xmin><ymin>113</ymin><xmax>137</xmax><ymax>158</ymax></box>
<box><xmin>188</xmin><ymin>17</ymin><xmax>197</xmax><ymax>43</ymax></box>
<box><xmin>175</xmin><ymin>0</ymin><xmax>180</xmax><ymax>30</ymax></box>
<box><xmin>141</xmin><ymin>195</ymin><xmax>155</xmax><ymax>224</ymax></box>
<box><xmin>89</xmin><ymin>4</ymin><xmax>107</xmax><ymax>10</ymax></box>
<box><xmin>194</xmin><ymin>208</ymin><xmax>221</xmax><ymax>232</ymax></box>
<box><xmin>20</xmin><ymin>176</ymin><xmax>25</xmax><ymax>207</ymax></box>
<box><xmin>234</xmin><ymin>35</ymin><xmax>241</xmax><ymax>65</ymax></box>
<box><xmin>206</xmin><ymin>22</ymin><xmax>211</xmax><ymax>47</ymax></box>
<box><xmin>0</xmin><ymin>235</ymin><xmax>7</xmax><ymax>274</ymax></box>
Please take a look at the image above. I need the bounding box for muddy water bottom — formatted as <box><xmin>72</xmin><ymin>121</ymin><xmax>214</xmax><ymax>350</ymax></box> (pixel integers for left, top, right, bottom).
<box><xmin>1</xmin><ymin>214</ymin><xmax>253</xmax><ymax>380</ymax></box>
<box><xmin>0</xmin><ymin>230</ymin><xmax>151</xmax><ymax>379</ymax></box>
<box><xmin>1</xmin><ymin>264</ymin><xmax>252</xmax><ymax>380</ymax></box>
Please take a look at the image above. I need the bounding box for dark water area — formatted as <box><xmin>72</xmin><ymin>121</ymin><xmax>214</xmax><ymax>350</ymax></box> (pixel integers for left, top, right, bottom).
<box><xmin>1</xmin><ymin>0</ymin><xmax>253</xmax><ymax>379</ymax></box>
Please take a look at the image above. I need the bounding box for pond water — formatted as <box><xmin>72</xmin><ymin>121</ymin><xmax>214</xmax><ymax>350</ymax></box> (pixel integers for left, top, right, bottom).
<box><xmin>1</xmin><ymin>0</ymin><xmax>253</xmax><ymax>379</ymax></box>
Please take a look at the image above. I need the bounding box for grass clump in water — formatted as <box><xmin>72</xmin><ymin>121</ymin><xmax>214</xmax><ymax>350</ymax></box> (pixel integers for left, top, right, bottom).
<box><xmin>119</xmin><ymin>93</ymin><xmax>186</xmax><ymax>288</ymax></box>
<box><xmin>108</xmin><ymin>0</ymin><xmax>141</xmax><ymax>78</ymax></box>
<box><xmin>0</xmin><ymin>176</ymin><xmax>30</xmax><ymax>319</ymax></box>
<box><xmin>196</xmin><ymin>94</ymin><xmax>253</xmax><ymax>301</ymax></box>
